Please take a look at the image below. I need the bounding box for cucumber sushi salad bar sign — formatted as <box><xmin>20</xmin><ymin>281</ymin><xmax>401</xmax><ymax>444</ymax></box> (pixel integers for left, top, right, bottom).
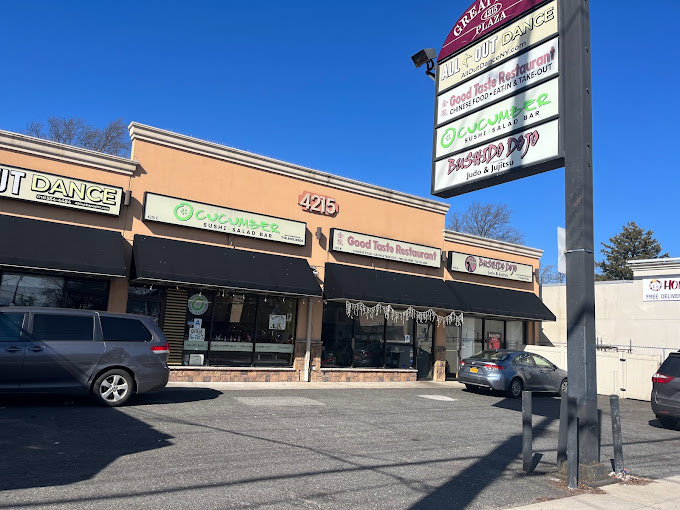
<box><xmin>432</xmin><ymin>0</ymin><xmax>565</xmax><ymax>198</ymax></box>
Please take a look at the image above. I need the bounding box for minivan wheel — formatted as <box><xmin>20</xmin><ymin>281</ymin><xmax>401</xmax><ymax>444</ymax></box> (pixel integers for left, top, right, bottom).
<box><xmin>507</xmin><ymin>378</ymin><xmax>523</xmax><ymax>398</ymax></box>
<box><xmin>657</xmin><ymin>415</ymin><xmax>679</xmax><ymax>429</ymax></box>
<box><xmin>93</xmin><ymin>369</ymin><xmax>134</xmax><ymax>407</ymax></box>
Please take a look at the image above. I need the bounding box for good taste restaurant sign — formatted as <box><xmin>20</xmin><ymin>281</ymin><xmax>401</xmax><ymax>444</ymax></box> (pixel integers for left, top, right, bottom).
<box><xmin>0</xmin><ymin>164</ymin><xmax>122</xmax><ymax>216</ymax></box>
<box><xmin>448</xmin><ymin>251</ymin><xmax>533</xmax><ymax>282</ymax></box>
<box><xmin>143</xmin><ymin>192</ymin><xmax>306</xmax><ymax>246</ymax></box>
<box><xmin>330</xmin><ymin>229</ymin><xmax>441</xmax><ymax>268</ymax></box>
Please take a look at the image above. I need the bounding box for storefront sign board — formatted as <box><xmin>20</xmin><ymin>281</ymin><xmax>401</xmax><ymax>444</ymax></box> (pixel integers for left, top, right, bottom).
<box><xmin>330</xmin><ymin>229</ymin><xmax>441</xmax><ymax>268</ymax></box>
<box><xmin>255</xmin><ymin>343</ymin><xmax>294</xmax><ymax>353</ymax></box>
<box><xmin>0</xmin><ymin>164</ymin><xmax>122</xmax><ymax>216</ymax></box>
<box><xmin>183</xmin><ymin>340</ymin><xmax>209</xmax><ymax>351</ymax></box>
<box><xmin>643</xmin><ymin>278</ymin><xmax>680</xmax><ymax>302</ymax></box>
<box><xmin>435</xmin><ymin>78</ymin><xmax>559</xmax><ymax>160</ymax></box>
<box><xmin>437</xmin><ymin>37</ymin><xmax>558</xmax><ymax>125</ymax></box>
<box><xmin>433</xmin><ymin>120</ymin><xmax>559</xmax><ymax>196</ymax></box>
<box><xmin>438</xmin><ymin>0</ymin><xmax>546</xmax><ymax>63</ymax></box>
<box><xmin>144</xmin><ymin>192</ymin><xmax>306</xmax><ymax>246</ymax></box>
<box><xmin>210</xmin><ymin>341</ymin><xmax>253</xmax><ymax>352</ymax></box>
<box><xmin>438</xmin><ymin>2</ymin><xmax>558</xmax><ymax>93</ymax></box>
<box><xmin>448</xmin><ymin>251</ymin><xmax>533</xmax><ymax>282</ymax></box>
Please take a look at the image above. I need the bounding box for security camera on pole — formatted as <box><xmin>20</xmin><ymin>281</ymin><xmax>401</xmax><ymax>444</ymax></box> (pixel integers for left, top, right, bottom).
<box><xmin>416</xmin><ymin>0</ymin><xmax>608</xmax><ymax>485</ymax></box>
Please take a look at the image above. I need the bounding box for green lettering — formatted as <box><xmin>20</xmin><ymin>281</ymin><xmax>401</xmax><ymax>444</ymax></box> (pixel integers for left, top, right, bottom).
<box><xmin>498</xmin><ymin>110</ymin><xmax>510</xmax><ymax>121</ymax></box>
<box><xmin>218</xmin><ymin>214</ymin><xmax>228</xmax><ymax>224</ymax></box>
<box><xmin>488</xmin><ymin>114</ymin><xmax>499</xmax><ymax>125</ymax></box>
<box><xmin>524</xmin><ymin>99</ymin><xmax>536</xmax><ymax>111</ymax></box>
<box><xmin>458</xmin><ymin>126</ymin><xmax>467</xmax><ymax>138</ymax></box>
<box><xmin>478</xmin><ymin>119</ymin><xmax>487</xmax><ymax>130</ymax></box>
<box><xmin>537</xmin><ymin>93</ymin><xmax>550</xmax><ymax>106</ymax></box>
<box><xmin>207</xmin><ymin>212</ymin><xmax>219</xmax><ymax>222</ymax></box>
<box><xmin>249</xmin><ymin>219</ymin><xmax>259</xmax><ymax>230</ymax></box>
<box><xmin>271</xmin><ymin>223</ymin><xmax>280</xmax><ymax>233</ymax></box>
<box><xmin>196</xmin><ymin>210</ymin><xmax>207</xmax><ymax>220</ymax></box>
<box><xmin>510</xmin><ymin>106</ymin><xmax>523</xmax><ymax>118</ymax></box>
<box><xmin>261</xmin><ymin>222</ymin><xmax>270</xmax><ymax>232</ymax></box>
<box><xmin>173</xmin><ymin>202</ymin><xmax>194</xmax><ymax>221</ymax></box>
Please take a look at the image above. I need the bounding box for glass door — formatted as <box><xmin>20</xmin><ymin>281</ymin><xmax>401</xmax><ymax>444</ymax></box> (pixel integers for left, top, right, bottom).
<box><xmin>415</xmin><ymin>322</ymin><xmax>434</xmax><ymax>379</ymax></box>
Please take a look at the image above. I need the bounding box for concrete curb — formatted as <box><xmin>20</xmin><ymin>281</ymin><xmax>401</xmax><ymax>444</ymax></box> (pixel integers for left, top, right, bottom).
<box><xmin>167</xmin><ymin>380</ymin><xmax>468</xmax><ymax>391</ymax></box>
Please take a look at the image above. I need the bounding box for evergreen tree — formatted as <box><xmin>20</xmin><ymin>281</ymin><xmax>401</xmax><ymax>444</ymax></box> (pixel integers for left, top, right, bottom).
<box><xmin>595</xmin><ymin>221</ymin><xmax>668</xmax><ymax>280</ymax></box>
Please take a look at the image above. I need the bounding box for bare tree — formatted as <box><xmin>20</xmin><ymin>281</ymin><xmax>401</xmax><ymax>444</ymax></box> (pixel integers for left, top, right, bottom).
<box><xmin>446</xmin><ymin>201</ymin><xmax>525</xmax><ymax>244</ymax></box>
<box><xmin>23</xmin><ymin>117</ymin><xmax>129</xmax><ymax>157</ymax></box>
<box><xmin>539</xmin><ymin>263</ymin><xmax>565</xmax><ymax>284</ymax></box>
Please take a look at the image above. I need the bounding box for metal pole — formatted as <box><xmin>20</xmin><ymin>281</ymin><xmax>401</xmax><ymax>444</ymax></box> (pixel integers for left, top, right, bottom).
<box><xmin>567</xmin><ymin>396</ymin><xmax>578</xmax><ymax>488</ymax></box>
<box><xmin>610</xmin><ymin>395</ymin><xmax>625</xmax><ymax>474</ymax></box>
<box><xmin>557</xmin><ymin>389</ymin><xmax>568</xmax><ymax>469</ymax></box>
<box><xmin>561</xmin><ymin>0</ymin><xmax>599</xmax><ymax>468</ymax></box>
<box><xmin>523</xmin><ymin>391</ymin><xmax>532</xmax><ymax>473</ymax></box>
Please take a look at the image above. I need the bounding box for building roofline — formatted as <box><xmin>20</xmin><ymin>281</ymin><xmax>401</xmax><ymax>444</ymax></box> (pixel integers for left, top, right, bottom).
<box><xmin>128</xmin><ymin>122</ymin><xmax>450</xmax><ymax>215</ymax></box>
<box><xmin>0</xmin><ymin>129</ymin><xmax>138</xmax><ymax>175</ymax></box>
<box><xmin>443</xmin><ymin>229</ymin><xmax>543</xmax><ymax>259</ymax></box>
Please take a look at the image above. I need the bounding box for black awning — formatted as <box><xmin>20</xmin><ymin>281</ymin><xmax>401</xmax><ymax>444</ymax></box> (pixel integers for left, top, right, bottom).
<box><xmin>0</xmin><ymin>214</ymin><xmax>126</xmax><ymax>277</ymax></box>
<box><xmin>446</xmin><ymin>281</ymin><xmax>556</xmax><ymax>321</ymax></box>
<box><xmin>323</xmin><ymin>263</ymin><xmax>464</xmax><ymax>310</ymax></box>
<box><xmin>131</xmin><ymin>235</ymin><xmax>322</xmax><ymax>297</ymax></box>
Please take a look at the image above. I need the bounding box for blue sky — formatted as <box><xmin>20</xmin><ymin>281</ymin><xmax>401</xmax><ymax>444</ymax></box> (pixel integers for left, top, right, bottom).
<box><xmin>1</xmin><ymin>1</ymin><xmax>678</xmax><ymax>268</ymax></box>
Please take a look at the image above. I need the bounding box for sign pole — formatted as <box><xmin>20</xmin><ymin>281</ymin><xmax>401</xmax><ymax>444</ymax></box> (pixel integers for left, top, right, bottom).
<box><xmin>561</xmin><ymin>0</ymin><xmax>606</xmax><ymax>481</ymax></box>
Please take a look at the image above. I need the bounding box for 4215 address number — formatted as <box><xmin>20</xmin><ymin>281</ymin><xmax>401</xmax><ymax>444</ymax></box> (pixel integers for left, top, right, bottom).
<box><xmin>298</xmin><ymin>191</ymin><xmax>338</xmax><ymax>216</ymax></box>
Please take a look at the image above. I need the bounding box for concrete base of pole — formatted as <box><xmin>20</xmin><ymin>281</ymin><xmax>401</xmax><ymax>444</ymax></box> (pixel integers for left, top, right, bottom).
<box><xmin>558</xmin><ymin>461</ymin><xmax>613</xmax><ymax>487</ymax></box>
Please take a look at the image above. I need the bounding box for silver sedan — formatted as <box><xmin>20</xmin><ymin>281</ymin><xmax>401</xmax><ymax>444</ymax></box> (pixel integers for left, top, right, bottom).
<box><xmin>458</xmin><ymin>350</ymin><xmax>568</xmax><ymax>398</ymax></box>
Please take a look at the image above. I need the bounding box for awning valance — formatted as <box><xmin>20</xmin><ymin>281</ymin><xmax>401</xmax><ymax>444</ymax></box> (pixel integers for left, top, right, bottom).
<box><xmin>323</xmin><ymin>263</ymin><xmax>464</xmax><ymax>310</ymax></box>
<box><xmin>0</xmin><ymin>214</ymin><xmax>126</xmax><ymax>277</ymax></box>
<box><xmin>447</xmin><ymin>281</ymin><xmax>556</xmax><ymax>321</ymax></box>
<box><xmin>131</xmin><ymin>235</ymin><xmax>322</xmax><ymax>297</ymax></box>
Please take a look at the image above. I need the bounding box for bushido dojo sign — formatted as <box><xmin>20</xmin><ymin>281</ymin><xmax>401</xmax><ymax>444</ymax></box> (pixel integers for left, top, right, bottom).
<box><xmin>432</xmin><ymin>0</ymin><xmax>565</xmax><ymax>198</ymax></box>
<box><xmin>143</xmin><ymin>192</ymin><xmax>307</xmax><ymax>246</ymax></box>
<box><xmin>448</xmin><ymin>251</ymin><xmax>533</xmax><ymax>282</ymax></box>
<box><xmin>330</xmin><ymin>228</ymin><xmax>442</xmax><ymax>268</ymax></box>
<box><xmin>0</xmin><ymin>164</ymin><xmax>123</xmax><ymax>216</ymax></box>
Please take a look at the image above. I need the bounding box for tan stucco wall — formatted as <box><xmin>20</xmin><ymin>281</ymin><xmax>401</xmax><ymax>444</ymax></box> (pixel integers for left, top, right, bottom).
<box><xmin>541</xmin><ymin>281</ymin><xmax>680</xmax><ymax>349</ymax></box>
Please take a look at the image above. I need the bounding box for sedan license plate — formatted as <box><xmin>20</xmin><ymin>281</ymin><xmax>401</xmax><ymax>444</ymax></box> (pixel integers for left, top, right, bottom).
<box><xmin>470</xmin><ymin>367</ymin><xmax>478</xmax><ymax>373</ymax></box>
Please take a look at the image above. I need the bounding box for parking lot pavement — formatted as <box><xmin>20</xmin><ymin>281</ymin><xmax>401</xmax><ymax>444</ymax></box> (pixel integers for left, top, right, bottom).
<box><xmin>1</xmin><ymin>383</ymin><xmax>679</xmax><ymax>510</ymax></box>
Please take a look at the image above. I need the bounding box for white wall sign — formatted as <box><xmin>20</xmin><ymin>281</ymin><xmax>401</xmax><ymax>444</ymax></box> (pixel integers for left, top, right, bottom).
<box><xmin>437</xmin><ymin>38</ymin><xmax>558</xmax><ymax>125</ymax></box>
<box><xmin>209</xmin><ymin>341</ymin><xmax>253</xmax><ymax>352</ymax></box>
<box><xmin>435</xmin><ymin>78</ymin><xmax>559</xmax><ymax>160</ymax></box>
<box><xmin>255</xmin><ymin>343</ymin><xmax>294</xmax><ymax>353</ymax></box>
<box><xmin>437</xmin><ymin>2</ymin><xmax>558</xmax><ymax>93</ymax></box>
<box><xmin>268</xmin><ymin>314</ymin><xmax>287</xmax><ymax>330</ymax></box>
<box><xmin>448</xmin><ymin>251</ymin><xmax>533</xmax><ymax>282</ymax></box>
<box><xmin>0</xmin><ymin>164</ymin><xmax>122</xmax><ymax>216</ymax></box>
<box><xmin>183</xmin><ymin>340</ymin><xmax>209</xmax><ymax>351</ymax></box>
<box><xmin>433</xmin><ymin>120</ymin><xmax>559</xmax><ymax>195</ymax></box>
<box><xmin>643</xmin><ymin>278</ymin><xmax>680</xmax><ymax>302</ymax></box>
<box><xmin>330</xmin><ymin>229</ymin><xmax>441</xmax><ymax>268</ymax></box>
<box><xmin>188</xmin><ymin>327</ymin><xmax>206</xmax><ymax>340</ymax></box>
<box><xmin>144</xmin><ymin>192</ymin><xmax>306</xmax><ymax>246</ymax></box>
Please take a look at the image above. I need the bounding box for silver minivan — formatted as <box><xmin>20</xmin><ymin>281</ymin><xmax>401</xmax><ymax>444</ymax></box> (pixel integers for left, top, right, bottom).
<box><xmin>0</xmin><ymin>307</ymin><xmax>169</xmax><ymax>406</ymax></box>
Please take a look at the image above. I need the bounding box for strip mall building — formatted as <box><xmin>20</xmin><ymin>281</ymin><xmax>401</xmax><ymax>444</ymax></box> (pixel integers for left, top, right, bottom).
<box><xmin>0</xmin><ymin>124</ymin><xmax>554</xmax><ymax>383</ymax></box>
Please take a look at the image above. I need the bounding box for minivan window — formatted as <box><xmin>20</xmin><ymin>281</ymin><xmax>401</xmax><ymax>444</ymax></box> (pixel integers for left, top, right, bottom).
<box><xmin>0</xmin><ymin>313</ymin><xmax>24</xmax><ymax>342</ymax></box>
<box><xmin>33</xmin><ymin>314</ymin><xmax>94</xmax><ymax>341</ymax></box>
<box><xmin>101</xmin><ymin>317</ymin><xmax>152</xmax><ymax>342</ymax></box>
<box><xmin>659</xmin><ymin>355</ymin><xmax>680</xmax><ymax>378</ymax></box>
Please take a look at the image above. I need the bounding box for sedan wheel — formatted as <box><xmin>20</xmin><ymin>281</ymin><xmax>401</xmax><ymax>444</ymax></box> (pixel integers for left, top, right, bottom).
<box><xmin>93</xmin><ymin>369</ymin><xmax>133</xmax><ymax>407</ymax></box>
<box><xmin>559</xmin><ymin>379</ymin><xmax>568</xmax><ymax>396</ymax></box>
<box><xmin>507</xmin><ymin>378</ymin><xmax>523</xmax><ymax>398</ymax></box>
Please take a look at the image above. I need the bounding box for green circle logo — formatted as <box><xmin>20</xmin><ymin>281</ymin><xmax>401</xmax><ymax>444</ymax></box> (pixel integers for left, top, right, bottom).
<box><xmin>188</xmin><ymin>294</ymin><xmax>209</xmax><ymax>315</ymax></box>
<box><xmin>441</xmin><ymin>128</ymin><xmax>456</xmax><ymax>148</ymax></box>
<box><xmin>174</xmin><ymin>202</ymin><xmax>194</xmax><ymax>221</ymax></box>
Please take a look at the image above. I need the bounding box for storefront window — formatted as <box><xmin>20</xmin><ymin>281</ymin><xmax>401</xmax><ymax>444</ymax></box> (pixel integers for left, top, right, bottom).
<box><xmin>253</xmin><ymin>296</ymin><xmax>296</xmax><ymax>367</ymax></box>
<box><xmin>127</xmin><ymin>285</ymin><xmax>163</xmax><ymax>324</ymax></box>
<box><xmin>484</xmin><ymin>319</ymin><xmax>504</xmax><ymax>350</ymax></box>
<box><xmin>353</xmin><ymin>315</ymin><xmax>384</xmax><ymax>368</ymax></box>
<box><xmin>385</xmin><ymin>316</ymin><xmax>414</xmax><ymax>369</ymax></box>
<box><xmin>506</xmin><ymin>321</ymin><xmax>525</xmax><ymax>350</ymax></box>
<box><xmin>182</xmin><ymin>291</ymin><xmax>214</xmax><ymax>366</ymax></box>
<box><xmin>445</xmin><ymin>324</ymin><xmax>461</xmax><ymax>377</ymax></box>
<box><xmin>0</xmin><ymin>272</ymin><xmax>109</xmax><ymax>310</ymax></box>
<box><xmin>321</xmin><ymin>302</ymin><xmax>353</xmax><ymax>368</ymax></box>
<box><xmin>209</xmin><ymin>294</ymin><xmax>257</xmax><ymax>366</ymax></box>
<box><xmin>461</xmin><ymin>317</ymin><xmax>483</xmax><ymax>359</ymax></box>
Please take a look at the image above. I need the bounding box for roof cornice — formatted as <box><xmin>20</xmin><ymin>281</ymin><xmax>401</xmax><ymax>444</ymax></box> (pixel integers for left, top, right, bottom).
<box><xmin>128</xmin><ymin>122</ymin><xmax>449</xmax><ymax>215</ymax></box>
<box><xmin>444</xmin><ymin>230</ymin><xmax>543</xmax><ymax>259</ymax></box>
<box><xmin>0</xmin><ymin>129</ymin><xmax>137</xmax><ymax>175</ymax></box>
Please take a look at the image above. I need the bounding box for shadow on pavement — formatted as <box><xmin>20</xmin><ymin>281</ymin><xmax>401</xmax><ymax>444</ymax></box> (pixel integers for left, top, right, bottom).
<box><xmin>0</xmin><ymin>388</ymin><xmax>219</xmax><ymax>492</ymax></box>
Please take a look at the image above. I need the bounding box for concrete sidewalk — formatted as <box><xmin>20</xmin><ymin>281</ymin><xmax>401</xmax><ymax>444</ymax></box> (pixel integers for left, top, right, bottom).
<box><xmin>167</xmin><ymin>380</ymin><xmax>468</xmax><ymax>390</ymax></box>
<box><xmin>511</xmin><ymin>476</ymin><xmax>680</xmax><ymax>509</ymax></box>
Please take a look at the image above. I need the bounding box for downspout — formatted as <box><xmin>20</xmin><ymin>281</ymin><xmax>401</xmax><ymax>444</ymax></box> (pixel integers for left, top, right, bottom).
<box><xmin>303</xmin><ymin>298</ymin><xmax>314</xmax><ymax>382</ymax></box>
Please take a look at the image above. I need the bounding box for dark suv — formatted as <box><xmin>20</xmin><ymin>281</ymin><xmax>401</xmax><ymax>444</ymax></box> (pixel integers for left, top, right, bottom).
<box><xmin>652</xmin><ymin>352</ymin><xmax>680</xmax><ymax>429</ymax></box>
<box><xmin>0</xmin><ymin>307</ymin><xmax>169</xmax><ymax>406</ymax></box>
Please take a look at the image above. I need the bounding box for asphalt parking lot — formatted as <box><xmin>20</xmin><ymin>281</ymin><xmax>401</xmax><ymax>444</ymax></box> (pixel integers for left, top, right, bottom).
<box><xmin>1</xmin><ymin>383</ymin><xmax>679</xmax><ymax>510</ymax></box>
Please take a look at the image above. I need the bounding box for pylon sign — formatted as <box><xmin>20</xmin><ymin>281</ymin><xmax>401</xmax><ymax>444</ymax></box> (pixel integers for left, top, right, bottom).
<box><xmin>432</xmin><ymin>0</ymin><xmax>565</xmax><ymax>198</ymax></box>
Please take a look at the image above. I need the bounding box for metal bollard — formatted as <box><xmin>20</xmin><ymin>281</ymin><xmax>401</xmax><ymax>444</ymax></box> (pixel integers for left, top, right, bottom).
<box><xmin>523</xmin><ymin>390</ymin><xmax>532</xmax><ymax>473</ymax></box>
<box><xmin>610</xmin><ymin>395</ymin><xmax>625</xmax><ymax>474</ymax></box>
<box><xmin>557</xmin><ymin>389</ymin><xmax>568</xmax><ymax>469</ymax></box>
